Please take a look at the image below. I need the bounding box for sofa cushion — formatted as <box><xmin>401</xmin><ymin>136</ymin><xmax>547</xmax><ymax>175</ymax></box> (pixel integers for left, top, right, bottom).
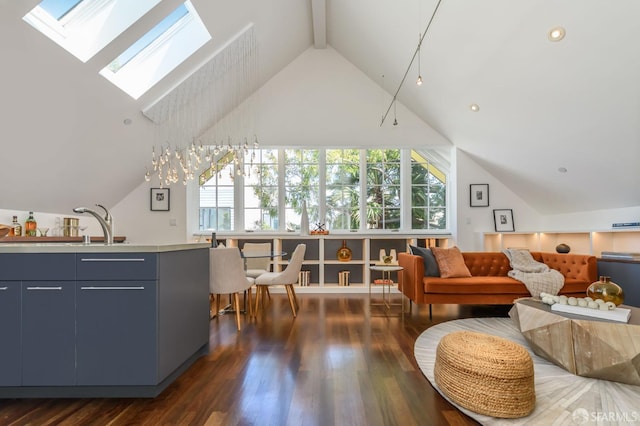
<box><xmin>409</xmin><ymin>245</ymin><xmax>440</xmax><ymax>276</ymax></box>
<box><xmin>424</xmin><ymin>276</ymin><xmax>528</xmax><ymax>295</ymax></box>
<box><xmin>432</xmin><ymin>246</ymin><xmax>472</xmax><ymax>278</ymax></box>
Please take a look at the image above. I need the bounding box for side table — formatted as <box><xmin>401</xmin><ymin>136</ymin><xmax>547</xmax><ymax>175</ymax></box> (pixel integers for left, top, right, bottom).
<box><xmin>369</xmin><ymin>265</ymin><xmax>405</xmax><ymax>314</ymax></box>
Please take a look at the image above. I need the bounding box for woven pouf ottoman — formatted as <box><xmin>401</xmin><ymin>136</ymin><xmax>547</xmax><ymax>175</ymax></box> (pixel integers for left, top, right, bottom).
<box><xmin>434</xmin><ymin>330</ymin><xmax>535</xmax><ymax>418</ymax></box>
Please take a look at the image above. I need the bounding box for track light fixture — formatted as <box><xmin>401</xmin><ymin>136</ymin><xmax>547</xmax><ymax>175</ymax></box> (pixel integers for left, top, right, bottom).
<box><xmin>416</xmin><ymin>33</ymin><xmax>423</xmax><ymax>86</ymax></box>
<box><xmin>380</xmin><ymin>0</ymin><xmax>442</xmax><ymax>126</ymax></box>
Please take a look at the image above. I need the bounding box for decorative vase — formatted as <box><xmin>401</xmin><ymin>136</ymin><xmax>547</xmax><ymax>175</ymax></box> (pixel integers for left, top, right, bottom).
<box><xmin>337</xmin><ymin>240</ymin><xmax>352</xmax><ymax>262</ymax></box>
<box><xmin>556</xmin><ymin>243</ymin><xmax>571</xmax><ymax>253</ymax></box>
<box><xmin>300</xmin><ymin>200</ymin><xmax>309</xmax><ymax>236</ymax></box>
<box><xmin>587</xmin><ymin>276</ymin><xmax>624</xmax><ymax>306</ymax></box>
<box><xmin>379</xmin><ymin>249</ymin><xmax>386</xmax><ymax>262</ymax></box>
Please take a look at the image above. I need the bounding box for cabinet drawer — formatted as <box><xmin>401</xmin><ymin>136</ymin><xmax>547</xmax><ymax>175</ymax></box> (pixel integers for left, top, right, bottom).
<box><xmin>0</xmin><ymin>253</ymin><xmax>75</xmax><ymax>281</ymax></box>
<box><xmin>76</xmin><ymin>253</ymin><xmax>157</xmax><ymax>280</ymax></box>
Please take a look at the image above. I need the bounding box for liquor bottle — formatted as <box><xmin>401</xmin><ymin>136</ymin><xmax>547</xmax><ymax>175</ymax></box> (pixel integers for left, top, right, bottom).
<box><xmin>25</xmin><ymin>212</ymin><xmax>37</xmax><ymax>237</ymax></box>
<box><xmin>11</xmin><ymin>215</ymin><xmax>21</xmax><ymax>237</ymax></box>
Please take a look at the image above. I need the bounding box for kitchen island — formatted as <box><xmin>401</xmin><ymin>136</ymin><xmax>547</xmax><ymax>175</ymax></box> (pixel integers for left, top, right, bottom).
<box><xmin>0</xmin><ymin>242</ymin><xmax>210</xmax><ymax>398</ymax></box>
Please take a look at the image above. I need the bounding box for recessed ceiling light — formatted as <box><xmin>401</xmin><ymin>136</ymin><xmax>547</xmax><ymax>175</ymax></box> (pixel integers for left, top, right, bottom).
<box><xmin>558</xmin><ymin>167</ymin><xmax>568</xmax><ymax>173</ymax></box>
<box><xmin>470</xmin><ymin>104</ymin><xmax>480</xmax><ymax>112</ymax></box>
<box><xmin>548</xmin><ymin>27</ymin><xmax>566</xmax><ymax>42</ymax></box>
<box><xmin>123</xmin><ymin>118</ymin><xmax>132</xmax><ymax>125</ymax></box>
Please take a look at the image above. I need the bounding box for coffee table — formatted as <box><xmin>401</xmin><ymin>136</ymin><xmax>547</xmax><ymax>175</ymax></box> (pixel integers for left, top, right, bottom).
<box><xmin>509</xmin><ymin>298</ymin><xmax>640</xmax><ymax>385</ymax></box>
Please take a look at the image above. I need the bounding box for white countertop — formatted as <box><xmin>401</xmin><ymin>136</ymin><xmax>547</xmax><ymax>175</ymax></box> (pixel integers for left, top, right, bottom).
<box><xmin>0</xmin><ymin>242</ymin><xmax>210</xmax><ymax>254</ymax></box>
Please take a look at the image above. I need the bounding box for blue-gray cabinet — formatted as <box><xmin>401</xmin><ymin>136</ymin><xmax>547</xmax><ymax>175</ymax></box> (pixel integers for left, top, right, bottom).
<box><xmin>0</xmin><ymin>245</ymin><xmax>209</xmax><ymax>398</ymax></box>
<box><xmin>598</xmin><ymin>259</ymin><xmax>640</xmax><ymax>307</ymax></box>
<box><xmin>0</xmin><ymin>282</ymin><xmax>21</xmax><ymax>386</ymax></box>
<box><xmin>21</xmin><ymin>281</ymin><xmax>76</xmax><ymax>386</ymax></box>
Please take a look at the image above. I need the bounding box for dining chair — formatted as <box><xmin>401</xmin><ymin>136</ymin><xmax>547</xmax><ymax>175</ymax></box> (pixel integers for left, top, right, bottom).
<box><xmin>242</xmin><ymin>242</ymin><xmax>272</xmax><ymax>278</ymax></box>
<box><xmin>209</xmin><ymin>247</ymin><xmax>254</xmax><ymax>331</ymax></box>
<box><xmin>254</xmin><ymin>243</ymin><xmax>306</xmax><ymax>317</ymax></box>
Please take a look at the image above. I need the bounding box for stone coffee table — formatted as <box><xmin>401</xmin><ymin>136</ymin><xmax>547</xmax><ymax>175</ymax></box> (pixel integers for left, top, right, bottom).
<box><xmin>509</xmin><ymin>298</ymin><xmax>640</xmax><ymax>386</ymax></box>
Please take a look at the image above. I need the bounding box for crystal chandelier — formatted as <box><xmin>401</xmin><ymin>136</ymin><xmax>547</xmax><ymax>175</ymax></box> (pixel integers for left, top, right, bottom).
<box><xmin>144</xmin><ymin>25</ymin><xmax>260</xmax><ymax>187</ymax></box>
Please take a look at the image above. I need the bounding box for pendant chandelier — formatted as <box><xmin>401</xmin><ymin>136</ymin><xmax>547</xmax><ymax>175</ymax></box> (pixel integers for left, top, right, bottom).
<box><xmin>144</xmin><ymin>24</ymin><xmax>260</xmax><ymax>187</ymax></box>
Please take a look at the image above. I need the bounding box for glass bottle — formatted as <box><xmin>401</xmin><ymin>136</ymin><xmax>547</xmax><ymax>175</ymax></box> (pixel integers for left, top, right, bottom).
<box><xmin>587</xmin><ymin>276</ymin><xmax>624</xmax><ymax>306</ymax></box>
<box><xmin>337</xmin><ymin>240</ymin><xmax>352</xmax><ymax>262</ymax></box>
<box><xmin>25</xmin><ymin>212</ymin><xmax>37</xmax><ymax>237</ymax></box>
<box><xmin>9</xmin><ymin>216</ymin><xmax>21</xmax><ymax>236</ymax></box>
<box><xmin>11</xmin><ymin>215</ymin><xmax>22</xmax><ymax>237</ymax></box>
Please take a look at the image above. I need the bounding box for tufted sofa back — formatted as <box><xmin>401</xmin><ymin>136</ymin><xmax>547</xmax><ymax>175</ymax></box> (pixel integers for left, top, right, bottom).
<box><xmin>462</xmin><ymin>252</ymin><xmax>512</xmax><ymax>276</ymax></box>
<box><xmin>460</xmin><ymin>251</ymin><xmax>597</xmax><ymax>281</ymax></box>
<box><xmin>531</xmin><ymin>252</ymin><xmax>597</xmax><ymax>282</ymax></box>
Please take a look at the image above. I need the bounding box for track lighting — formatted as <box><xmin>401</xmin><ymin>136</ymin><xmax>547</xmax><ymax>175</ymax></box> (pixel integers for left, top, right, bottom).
<box><xmin>416</xmin><ymin>34</ymin><xmax>423</xmax><ymax>86</ymax></box>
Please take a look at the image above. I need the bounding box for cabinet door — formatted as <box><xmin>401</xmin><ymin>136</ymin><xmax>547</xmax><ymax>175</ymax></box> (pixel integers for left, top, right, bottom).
<box><xmin>0</xmin><ymin>282</ymin><xmax>21</xmax><ymax>386</ymax></box>
<box><xmin>22</xmin><ymin>282</ymin><xmax>76</xmax><ymax>386</ymax></box>
<box><xmin>76</xmin><ymin>281</ymin><xmax>158</xmax><ymax>385</ymax></box>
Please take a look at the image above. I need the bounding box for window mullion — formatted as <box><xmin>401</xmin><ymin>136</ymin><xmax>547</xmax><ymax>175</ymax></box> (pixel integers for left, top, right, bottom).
<box><xmin>359</xmin><ymin>149</ymin><xmax>367</xmax><ymax>231</ymax></box>
<box><xmin>318</xmin><ymin>149</ymin><xmax>326</xmax><ymax>229</ymax></box>
<box><xmin>400</xmin><ymin>149</ymin><xmax>411</xmax><ymax>232</ymax></box>
<box><xmin>278</xmin><ymin>149</ymin><xmax>286</xmax><ymax>232</ymax></box>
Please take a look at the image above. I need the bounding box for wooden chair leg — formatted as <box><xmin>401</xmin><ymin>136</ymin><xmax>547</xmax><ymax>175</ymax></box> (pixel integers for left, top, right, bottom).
<box><xmin>289</xmin><ymin>284</ymin><xmax>299</xmax><ymax>310</ymax></box>
<box><xmin>247</xmin><ymin>287</ymin><xmax>253</xmax><ymax>318</ymax></box>
<box><xmin>233</xmin><ymin>293</ymin><xmax>242</xmax><ymax>331</ymax></box>
<box><xmin>254</xmin><ymin>286</ymin><xmax>262</xmax><ymax>316</ymax></box>
<box><xmin>216</xmin><ymin>293</ymin><xmax>221</xmax><ymax>316</ymax></box>
<box><xmin>266</xmin><ymin>287</ymin><xmax>271</xmax><ymax>300</ymax></box>
<box><xmin>209</xmin><ymin>294</ymin><xmax>217</xmax><ymax>319</ymax></box>
<box><xmin>285</xmin><ymin>284</ymin><xmax>297</xmax><ymax>317</ymax></box>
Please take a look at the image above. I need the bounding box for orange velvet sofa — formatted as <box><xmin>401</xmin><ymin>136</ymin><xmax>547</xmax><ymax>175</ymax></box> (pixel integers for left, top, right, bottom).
<box><xmin>397</xmin><ymin>251</ymin><xmax>598</xmax><ymax>308</ymax></box>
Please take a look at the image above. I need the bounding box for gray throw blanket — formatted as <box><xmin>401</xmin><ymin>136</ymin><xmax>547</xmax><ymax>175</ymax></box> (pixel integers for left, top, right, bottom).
<box><xmin>503</xmin><ymin>249</ymin><xmax>564</xmax><ymax>298</ymax></box>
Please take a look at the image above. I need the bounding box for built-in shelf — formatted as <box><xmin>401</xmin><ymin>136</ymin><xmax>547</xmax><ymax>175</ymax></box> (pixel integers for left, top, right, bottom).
<box><xmin>218</xmin><ymin>234</ymin><xmax>450</xmax><ymax>292</ymax></box>
<box><xmin>483</xmin><ymin>229</ymin><xmax>640</xmax><ymax>256</ymax></box>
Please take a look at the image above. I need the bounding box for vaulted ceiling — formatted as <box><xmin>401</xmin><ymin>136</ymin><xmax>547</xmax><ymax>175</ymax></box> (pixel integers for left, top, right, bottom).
<box><xmin>1</xmin><ymin>0</ymin><xmax>638</xmax><ymax>216</ymax></box>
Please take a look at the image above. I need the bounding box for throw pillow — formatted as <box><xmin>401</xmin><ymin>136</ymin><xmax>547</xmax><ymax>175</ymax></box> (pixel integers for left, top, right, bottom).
<box><xmin>431</xmin><ymin>246</ymin><xmax>472</xmax><ymax>278</ymax></box>
<box><xmin>409</xmin><ymin>245</ymin><xmax>440</xmax><ymax>277</ymax></box>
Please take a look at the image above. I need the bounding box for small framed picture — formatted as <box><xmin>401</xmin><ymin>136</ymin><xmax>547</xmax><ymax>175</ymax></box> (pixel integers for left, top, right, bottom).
<box><xmin>150</xmin><ymin>188</ymin><xmax>170</xmax><ymax>211</ymax></box>
<box><xmin>469</xmin><ymin>184</ymin><xmax>489</xmax><ymax>207</ymax></box>
<box><xmin>493</xmin><ymin>209</ymin><xmax>515</xmax><ymax>232</ymax></box>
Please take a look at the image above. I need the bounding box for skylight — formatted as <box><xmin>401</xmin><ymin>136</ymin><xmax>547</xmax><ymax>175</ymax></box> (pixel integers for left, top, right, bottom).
<box><xmin>23</xmin><ymin>0</ymin><xmax>162</xmax><ymax>63</ymax></box>
<box><xmin>99</xmin><ymin>1</ymin><xmax>211</xmax><ymax>99</ymax></box>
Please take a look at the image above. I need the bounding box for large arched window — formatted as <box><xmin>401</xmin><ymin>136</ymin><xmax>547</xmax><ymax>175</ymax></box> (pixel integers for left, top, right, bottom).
<box><xmin>198</xmin><ymin>148</ymin><xmax>448</xmax><ymax>233</ymax></box>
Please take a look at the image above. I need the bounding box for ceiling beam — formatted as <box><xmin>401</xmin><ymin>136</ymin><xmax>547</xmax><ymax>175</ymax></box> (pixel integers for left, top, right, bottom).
<box><xmin>311</xmin><ymin>0</ymin><xmax>326</xmax><ymax>48</ymax></box>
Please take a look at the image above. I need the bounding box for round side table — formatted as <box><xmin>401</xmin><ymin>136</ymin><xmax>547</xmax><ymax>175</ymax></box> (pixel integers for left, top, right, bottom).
<box><xmin>369</xmin><ymin>264</ymin><xmax>405</xmax><ymax>314</ymax></box>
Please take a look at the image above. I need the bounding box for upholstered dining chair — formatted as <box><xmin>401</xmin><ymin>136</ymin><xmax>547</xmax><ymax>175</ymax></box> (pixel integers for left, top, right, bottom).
<box><xmin>209</xmin><ymin>247</ymin><xmax>254</xmax><ymax>331</ymax></box>
<box><xmin>254</xmin><ymin>243</ymin><xmax>306</xmax><ymax>317</ymax></box>
<box><xmin>242</xmin><ymin>242</ymin><xmax>272</xmax><ymax>278</ymax></box>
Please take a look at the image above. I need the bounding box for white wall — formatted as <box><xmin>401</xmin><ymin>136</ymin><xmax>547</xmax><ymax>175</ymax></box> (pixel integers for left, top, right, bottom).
<box><xmin>4</xmin><ymin>47</ymin><xmax>639</xmax><ymax>247</ymax></box>
<box><xmin>454</xmin><ymin>149</ymin><xmax>541</xmax><ymax>251</ymax></box>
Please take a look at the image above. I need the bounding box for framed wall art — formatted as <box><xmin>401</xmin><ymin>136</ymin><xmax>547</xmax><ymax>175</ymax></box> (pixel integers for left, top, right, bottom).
<box><xmin>150</xmin><ymin>188</ymin><xmax>170</xmax><ymax>211</ymax></box>
<box><xmin>470</xmin><ymin>184</ymin><xmax>489</xmax><ymax>207</ymax></box>
<box><xmin>493</xmin><ymin>209</ymin><xmax>514</xmax><ymax>232</ymax></box>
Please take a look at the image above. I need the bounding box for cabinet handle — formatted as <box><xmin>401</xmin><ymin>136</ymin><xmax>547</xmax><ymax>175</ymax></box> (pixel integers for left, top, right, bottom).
<box><xmin>26</xmin><ymin>287</ymin><xmax>62</xmax><ymax>291</ymax></box>
<box><xmin>80</xmin><ymin>258</ymin><xmax>146</xmax><ymax>262</ymax></box>
<box><xmin>0</xmin><ymin>287</ymin><xmax>7</xmax><ymax>290</ymax></box>
<box><xmin>80</xmin><ymin>286</ymin><xmax>145</xmax><ymax>290</ymax></box>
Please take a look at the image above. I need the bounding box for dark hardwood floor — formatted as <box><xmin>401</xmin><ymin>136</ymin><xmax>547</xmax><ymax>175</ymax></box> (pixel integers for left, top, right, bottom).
<box><xmin>0</xmin><ymin>293</ymin><xmax>511</xmax><ymax>426</ymax></box>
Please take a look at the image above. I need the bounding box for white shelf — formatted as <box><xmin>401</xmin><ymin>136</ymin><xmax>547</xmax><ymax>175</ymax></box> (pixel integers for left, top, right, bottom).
<box><xmin>483</xmin><ymin>229</ymin><xmax>640</xmax><ymax>256</ymax></box>
<box><xmin>223</xmin><ymin>234</ymin><xmax>450</xmax><ymax>291</ymax></box>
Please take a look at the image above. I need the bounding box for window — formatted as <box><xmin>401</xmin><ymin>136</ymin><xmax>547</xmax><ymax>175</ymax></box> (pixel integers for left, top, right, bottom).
<box><xmin>24</xmin><ymin>0</ymin><xmax>162</xmax><ymax>62</ymax></box>
<box><xmin>199</xmin><ymin>154</ymin><xmax>235</xmax><ymax>231</ymax></box>
<box><xmin>326</xmin><ymin>149</ymin><xmax>360</xmax><ymax>230</ymax></box>
<box><xmin>245</xmin><ymin>149</ymin><xmax>279</xmax><ymax>231</ymax></box>
<box><xmin>365</xmin><ymin>149</ymin><xmax>401</xmax><ymax>229</ymax></box>
<box><xmin>24</xmin><ymin>0</ymin><xmax>211</xmax><ymax>99</ymax></box>
<box><xmin>99</xmin><ymin>1</ymin><xmax>211</xmax><ymax>99</ymax></box>
<box><xmin>284</xmin><ymin>149</ymin><xmax>320</xmax><ymax>231</ymax></box>
<box><xmin>411</xmin><ymin>151</ymin><xmax>446</xmax><ymax>229</ymax></box>
<box><xmin>198</xmin><ymin>148</ymin><xmax>448</xmax><ymax>233</ymax></box>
